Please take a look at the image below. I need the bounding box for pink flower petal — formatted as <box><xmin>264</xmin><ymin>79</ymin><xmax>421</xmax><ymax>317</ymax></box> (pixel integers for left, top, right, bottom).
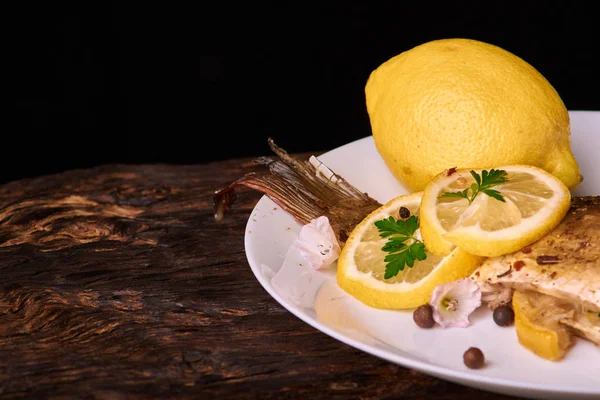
<box><xmin>295</xmin><ymin>216</ymin><xmax>341</xmax><ymax>269</ymax></box>
<box><xmin>430</xmin><ymin>278</ymin><xmax>482</xmax><ymax>328</ymax></box>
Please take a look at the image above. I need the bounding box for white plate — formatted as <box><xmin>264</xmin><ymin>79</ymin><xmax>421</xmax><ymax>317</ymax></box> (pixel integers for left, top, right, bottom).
<box><xmin>243</xmin><ymin>110</ymin><xmax>600</xmax><ymax>400</ymax></box>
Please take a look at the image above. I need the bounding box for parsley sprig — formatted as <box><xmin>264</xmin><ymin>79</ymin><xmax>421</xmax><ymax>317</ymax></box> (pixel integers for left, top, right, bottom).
<box><xmin>439</xmin><ymin>169</ymin><xmax>508</xmax><ymax>203</ymax></box>
<box><xmin>588</xmin><ymin>310</ymin><xmax>600</xmax><ymax>318</ymax></box>
<box><xmin>374</xmin><ymin>215</ymin><xmax>427</xmax><ymax>279</ymax></box>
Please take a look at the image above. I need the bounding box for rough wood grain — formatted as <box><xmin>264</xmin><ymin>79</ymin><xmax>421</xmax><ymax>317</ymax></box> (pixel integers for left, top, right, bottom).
<box><xmin>0</xmin><ymin>157</ymin><xmax>515</xmax><ymax>400</ymax></box>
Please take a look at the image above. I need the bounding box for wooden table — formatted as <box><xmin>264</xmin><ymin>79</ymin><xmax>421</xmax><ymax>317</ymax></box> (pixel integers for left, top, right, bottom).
<box><xmin>0</xmin><ymin>155</ymin><xmax>515</xmax><ymax>399</ymax></box>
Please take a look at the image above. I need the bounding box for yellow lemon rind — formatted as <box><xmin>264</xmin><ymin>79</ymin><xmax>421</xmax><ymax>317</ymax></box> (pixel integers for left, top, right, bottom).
<box><xmin>512</xmin><ymin>291</ymin><xmax>570</xmax><ymax>361</ymax></box>
<box><xmin>365</xmin><ymin>38</ymin><xmax>582</xmax><ymax>192</ymax></box>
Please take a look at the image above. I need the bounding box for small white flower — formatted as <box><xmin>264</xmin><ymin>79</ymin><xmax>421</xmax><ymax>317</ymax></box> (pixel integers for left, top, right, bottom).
<box><xmin>295</xmin><ymin>216</ymin><xmax>341</xmax><ymax>270</ymax></box>
<box><xmin>430</xmin><ymin>278</ymin><xmax>482</xmax><ymax>328</ymax></box>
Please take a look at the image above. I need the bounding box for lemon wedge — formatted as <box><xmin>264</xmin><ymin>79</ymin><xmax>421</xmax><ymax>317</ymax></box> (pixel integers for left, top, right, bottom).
<box><xmin>512</xmin><ymin>290</ymin><xmax>574</xmax><ymax>361</ymax></box>
<box><xmin>336</xmin><ymin>192</ymin><xmax>484</xmax><ymax>309</ymax></box>
<box><xmin>420</xmin><ymin>165</ymin><xmax>571</xmax><ymax>257</ymax></box>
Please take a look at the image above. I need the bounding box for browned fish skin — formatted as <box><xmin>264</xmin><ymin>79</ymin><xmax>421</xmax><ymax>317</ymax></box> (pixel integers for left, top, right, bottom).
<box><xmin>213</xmin><ymin>138</ymin><xmax>381</xmax><ymax>244</ymax></box>
<box><xmin>472</xmin><ymin>196</ymin><xmax>600</xmax><ymax>311</ymax></box>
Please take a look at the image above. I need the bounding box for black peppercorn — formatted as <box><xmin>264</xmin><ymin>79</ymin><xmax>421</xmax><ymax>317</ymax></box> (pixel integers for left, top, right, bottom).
<box><xmin>463</xmin><ymin>347</ymin><xmax>485</xmax><ymax>369</ymax></box>
<box><xmin>399</xmin><ymin>207</ymin><xmax>411</xmax><ymax>219</ymax></box>
<box><xmin>413</xmin><ymin>304</ymin><xmax>435</xmax><ymax>328</ymax></box>
<box><xmin>493</xmin><ymin>304</ymin><xmax>515</xmax><ymax>326</ymax></box>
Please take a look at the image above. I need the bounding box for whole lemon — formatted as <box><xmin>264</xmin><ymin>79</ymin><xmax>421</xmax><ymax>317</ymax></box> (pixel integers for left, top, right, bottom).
<box><xmin>365</xmin><ymin>38</ymin><xmax>582</xmax><ymax>192</ymax></box>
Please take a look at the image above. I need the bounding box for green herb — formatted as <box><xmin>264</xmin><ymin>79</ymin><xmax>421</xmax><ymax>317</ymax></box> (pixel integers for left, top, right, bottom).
<box><xmin>439</xmin><ymin>169</ymin><xmax>508</xmax><ymax>203</ymax></box>
<box><xmin>374</xmin><ymin>215</ymin><xmax>427</xmax><ymax>279</ymax></box>
<box><xmin>588</xmin><ymin>310</ymin><xmax>600</xmax><ymax>318</ymax></box>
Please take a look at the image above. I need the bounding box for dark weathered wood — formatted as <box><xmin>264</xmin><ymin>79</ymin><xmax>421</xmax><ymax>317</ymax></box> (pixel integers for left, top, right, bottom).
<box><xmin>0</xmin><ymin>157</ymin><xmax>515</xmax><ymax>400</ymax></box>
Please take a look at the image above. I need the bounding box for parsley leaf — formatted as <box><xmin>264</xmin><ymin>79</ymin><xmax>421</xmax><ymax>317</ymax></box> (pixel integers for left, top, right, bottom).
<box><xmin>588</xmin><ymin>310</ymin><xmax>600</xmax><ymax>318</ymax></box>
<box><xmin>439</xmin><ymin>168</ymin><xmax>508</xmax><ymax>203</ymax></box>
<box><xmin>374</xmin><ymin>215</ymin><xmax>428</xmax><ymax>279</ymax></box>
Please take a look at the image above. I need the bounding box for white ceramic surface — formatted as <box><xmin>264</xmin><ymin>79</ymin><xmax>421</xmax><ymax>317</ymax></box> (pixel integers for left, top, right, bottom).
<box><xmin>244</xmin><ymin>111</ymin><xmax>600</xmax><ymax>400</ymax></box>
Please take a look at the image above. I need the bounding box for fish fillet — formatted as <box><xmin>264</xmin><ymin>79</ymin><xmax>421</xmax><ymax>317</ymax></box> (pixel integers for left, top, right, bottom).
<box><xmin>471</xmin><ymin>195</ymin><xmax>600</xmax><ymax>345</ymax></box>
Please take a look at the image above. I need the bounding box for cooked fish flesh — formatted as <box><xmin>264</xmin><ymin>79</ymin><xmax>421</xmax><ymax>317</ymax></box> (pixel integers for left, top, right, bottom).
<box><xmin>561</xmin><ymin>312</ymin><xmax>600</xmax><ymax>345</ymax></box>
<box><xmin>213</xmin><ymin>138</ymin><xmax>381</xmax><ymax>244</ymax></box>
<box><xmin>471</xmin><ymin>196</ymin><xmax>600</xmax><ymax>345</ymax></box>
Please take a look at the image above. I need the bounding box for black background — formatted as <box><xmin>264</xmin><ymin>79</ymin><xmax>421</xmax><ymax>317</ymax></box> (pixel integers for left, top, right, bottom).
<box><xmin>9</xmin><ymin>3</ymin><xmax>599</xmax><ymax>185</ymax></box>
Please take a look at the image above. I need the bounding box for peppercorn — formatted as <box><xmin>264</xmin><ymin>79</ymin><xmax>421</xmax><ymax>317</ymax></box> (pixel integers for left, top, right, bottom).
<box><xmin>413</xmin><ymin>304</ymin><xmax>435</xmax><ymax>328</ymax></box>
<box><xmin>493</xmin><ymin>304</ymin><xmax>515</xmax><ymax>326</ymax></box>
<box><xmin>399</xmin><ymin>206</ymin><xmax>411</xmax><ymax>219</ymax></box>
<box><xmin>463</xmin><ymin>347</ymin><xmax>485</xmax><ymax>369</ymax></box>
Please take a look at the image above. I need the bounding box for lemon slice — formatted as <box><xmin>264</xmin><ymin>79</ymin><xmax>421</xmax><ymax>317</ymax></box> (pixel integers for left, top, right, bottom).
<box><xmin>336</xmin><ymin>192</ymin><xmax>484</xmax><ymax>309</ymax></box>
<box><xmin>512</xmin><ymin>290</ymin><xmax>574</xmax><ymax>361</ymax></box>
<box><xmin>420</xmin><ymin>165</ymin><xmax>571</xmax><ymax>257</ymax></box>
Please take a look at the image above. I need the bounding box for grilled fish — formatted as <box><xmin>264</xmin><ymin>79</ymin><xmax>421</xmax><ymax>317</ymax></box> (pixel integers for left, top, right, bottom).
<box><xmin>470</xmin><ymin>196</ymin><xmax>600</xmax><ymax>345</ymax></box>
